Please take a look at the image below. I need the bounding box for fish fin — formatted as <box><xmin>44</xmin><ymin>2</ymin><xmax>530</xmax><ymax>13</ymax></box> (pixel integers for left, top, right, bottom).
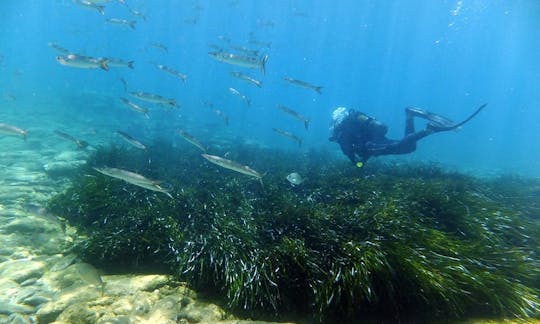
<box><xmin>260</xmin><ymin>54</ymin><xmax>269</xmax><ymax>75</ymax></box>
<box><xmin>304</xmin><ymin>120</ymin><xmax>310</xmax><ymax>130</ymax></box>
<box><xmin>298</xmin><ymin>139</ymin><xmax>302</xmax><ymax>148</ymax></box>
<box><xmin>127</xmin><ymin>61</ymin><xmax>135</xmax><ymax>69</ymax></box>
<box><xmin>315</xmin><ymin>86</ymin><xmax>323</xmax><ymax>94</ymax></box>
<box><xmin>129</xmin><ymin>21</ymin><xmax>136</xmax><ymax>29</ymax></box>
<box><xmin>100</xmin><ymin>60</ymin><xmax>109</xmax><ymax>71</ymax></box>
<box><xmin>97</xmin><ymin>5</ymin><xmax>105</xmax><ymax>15</ymax></box>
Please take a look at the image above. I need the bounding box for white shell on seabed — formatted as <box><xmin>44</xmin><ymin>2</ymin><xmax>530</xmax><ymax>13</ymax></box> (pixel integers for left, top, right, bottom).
<box><xmin>286</xmin><ymin>172</ymin><xmax>304</xmax><ymax>186</ymax></box>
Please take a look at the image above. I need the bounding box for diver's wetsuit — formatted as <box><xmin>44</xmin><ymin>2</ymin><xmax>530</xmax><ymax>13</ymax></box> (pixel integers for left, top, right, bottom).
<box><xmin>329</xmin><ymin>108</ymin><xmax>440</xmax><ymax>164</ymax></box>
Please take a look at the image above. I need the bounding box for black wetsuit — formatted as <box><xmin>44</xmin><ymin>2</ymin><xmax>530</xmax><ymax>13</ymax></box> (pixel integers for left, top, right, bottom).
<box><xmin>329</xmin><ymin>109</ymin><xmax>434</xmax><ymax>164</ymax></box>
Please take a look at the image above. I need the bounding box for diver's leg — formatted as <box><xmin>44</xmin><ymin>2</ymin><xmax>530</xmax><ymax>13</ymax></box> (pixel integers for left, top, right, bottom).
<box><xmin>367</xmin><ymin>129</ymin><xmax>433</xmax><ymax>156</ymax></box>
<box><xmin>405</xmin><ymin>107</ymin><xmax>455</xmax><ymax>130</ymax></box>
<box><xmin>404</xmin><ymin>108</ymin><xmax>416</xmax><ymax>136</ymax></box>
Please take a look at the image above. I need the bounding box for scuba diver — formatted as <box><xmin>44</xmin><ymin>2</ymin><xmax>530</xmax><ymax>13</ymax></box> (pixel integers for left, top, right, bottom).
<box><xmin>329</xmin><ymin>104</ymin><xmax>486</xmax><ymax>167</ymax></box>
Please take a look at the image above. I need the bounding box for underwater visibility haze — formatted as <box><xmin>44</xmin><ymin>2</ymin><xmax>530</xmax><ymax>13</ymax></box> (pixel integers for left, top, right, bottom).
<box><xmin>1</xmin><ymin>0</ymin><xmax>540</xmax><ymax>323</ymax></box>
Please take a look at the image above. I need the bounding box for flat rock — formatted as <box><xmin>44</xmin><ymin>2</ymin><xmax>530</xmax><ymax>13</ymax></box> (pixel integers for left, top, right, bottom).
<box><xmin>176</xmin><ymin>301</ymin><xmax>229</xmax><ymax>323</ymax></box>
<box><xmin>103</xmin><ymin>274</ymin><xmax>170</xmax><ymax>296</ymax></box>
<box><xmin>41</xmin><ymin>262</ymin><xmax>103</xmax><ymax>292</ymax></box>
<box><xmin>54</xmin><ymin>302</ymin><xmax>100</xmax><ymax>324</ymax></box>
<box><xmin>3</xmin><ymin>214</ymin><xmax>62</xmax><ymax>234</ymax></box>
<box><xmin>36</xmin><ymin>284</ymin><xmax>102</xmax><ymax>323</ymax></box>
<box><xmin>0</xmin><ymin>259</ymin><xmax>46</xmax><ymax>283</ymax></box>
<box><xmin>0</xmin><ymin>298</ymin><xmax>35</xmax><ymax>315</ymax></box>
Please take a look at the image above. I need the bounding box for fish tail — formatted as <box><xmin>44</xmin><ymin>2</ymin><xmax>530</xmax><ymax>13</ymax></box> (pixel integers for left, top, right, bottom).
<box><xmin>225</xmin><ymin>117</ymin><xmax>229</xmax><ymax>126</ymax></box>
<box><xmin>304</xmin><ymin>120</ymin><xmax>310</xmax><ymax>130</ymax></box>
<box><xmin>260</xmin><ymin>54</ymin><xmax>269</xmax><ymax>75</ymax></box>
<box><xmin>127</xmin><ymin>61</ymin><xmax>135</xmax><ymax>69</ymax></box>
<box><xmin>129</xmin><ymin>21</ymin><xmax>137</xmax><ymax>30</ymax></box>
<box><xmin>315</xmin><ymin>86</ymin><xmax>323</xmax><ymax>94</ymax></box>
<box><xmin>100</xmin><ymin>59</ymin><xmax>109</xmax><ymax>71</ymax></box>
<box><xmin>97</xmin><ymin>6</ymin><xmax>105</xmax><ymax>15</ymax></box>
<box><xmin>298</xmin><ymin>139</ymin><xmax>302</xmax><ymax>148</ymax></box>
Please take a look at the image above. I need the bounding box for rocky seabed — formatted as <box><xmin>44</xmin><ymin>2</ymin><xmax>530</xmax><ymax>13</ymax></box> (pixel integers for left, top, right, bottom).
<box><xmin>0</xmin><ymin>147</ymin><xmax>291</xmax><ymax>324</ymax></box>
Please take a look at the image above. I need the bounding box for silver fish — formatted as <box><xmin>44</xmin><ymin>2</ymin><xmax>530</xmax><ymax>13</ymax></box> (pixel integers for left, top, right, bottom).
<box><xmin>209</xmin><ymin>51</ymin><xmax>268</xmax><ymax>74</ymax></box>
<box><xmin>148</xmin><ymin>42</ymin><xmax>168</xmax><ymax>53</ymax></box>
<box><xmin>272</xmin><ymin>128</ymin><xmax>302</xmax><ymax>147</ymax></box>
<box><xmin>212</xmin><ymin>109</ymin><xmax>229</xmax><ymax>126</ymax></box>
<box><xmin>283</xmin><ymin>77</ymin><xmax>322</xmax><ymax>94</ymax></box>
<box><xmin>230</xmin><ymin>71</ymin><xmax>262</xmax><ymax>88</ymax></box>
<box><xmin>93</xmin><ymin>167</ymin><xmax>173</xmax><ymax>198</ymax></box>
<box><xmin>0</xmin><ymin>123</ymin><xmax>27</xmax><ymax>141</ymax></box>
<box><xmin>54</xmin><ymin>130</ymin><xmax>88</xmax><ymax>149</ymax></box>
<box><xmin>277</xmin><ymin>105</ymin><xmax>310</xmax><ymax>129</ymax></box>
<box><xmin>116</xmin><ymin>131</ymin><xmax>146</xmax><ymax>150</ymax></box>
<box><xmin>120</xmin><ymin>97</ymin><xmax>149</xmax><ymax>118</ymax></box>
<box><xmin>155</xmin><ymin>64</ymin><xmax>187</xmax><ymax>82</ymax></box>
<box><xmin>202</xmin><ymin>154</ymin><xmax>262</xmax><ymax>183</ymax></box>
<box><xmin>125</xmin><ymin>5</ymin><xmax>146</xmax><ymax>20</ymax></box>
<box><xmin>128</xmin><ymin>91</ymin><xmax>177</xmax><ymax>107</ymax></box>
<box><xmin>56</xmin><ymin>54</ymin><xmax>109</xmax><ymax>71</ymax></box>
<box><xmin>106</xmin><ymin>18</ymin><xmax>136</xmax><ymax>29</ymax></box>
<box><xmin>228</xmin><ymin>87</ymin><xmax>251</xmax><ymax>106</ymax></box>
<box><xmin>73</xmin><ymin>0</ymin><xmax>105</xmax><ymax>15</ymax></box>
<box><xmin>178</xmin><ymin>129</ymin><xmax>206</xmax><ymax>151</ymax></box>
<box><xmin>286</xmin><ymin>172</ymin><xmax>304</xmax><ymax>186</ymax></box>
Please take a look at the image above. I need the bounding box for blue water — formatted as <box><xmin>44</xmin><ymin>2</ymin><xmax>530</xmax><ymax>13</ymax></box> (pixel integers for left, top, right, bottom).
<box><xmin>1</xmin><ymin>0</ymin><xmax>539</xmax><ymax>176</ymax></box>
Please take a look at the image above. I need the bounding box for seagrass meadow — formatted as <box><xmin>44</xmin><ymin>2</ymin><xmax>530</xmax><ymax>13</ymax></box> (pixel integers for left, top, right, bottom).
<box><xmin>47</xmin><ymin>140</ymin><xmax>540</xmax><ymax>323</ymax></box>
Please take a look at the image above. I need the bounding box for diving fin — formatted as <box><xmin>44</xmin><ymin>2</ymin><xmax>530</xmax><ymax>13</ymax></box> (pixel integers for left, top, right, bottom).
<box><xmin>427</xmin><ymin>103</ymin><xmax>487</xmax><ymax>132</ymax></box>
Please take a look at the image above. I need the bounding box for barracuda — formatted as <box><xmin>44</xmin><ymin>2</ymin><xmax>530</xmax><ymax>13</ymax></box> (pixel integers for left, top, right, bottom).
<box><xmin>177</xmin><ymin>130</ymin><xmax>206</xmax><ymax>151</ymax></box>
<box><xmin>56</xmin><ymin>54</ymin><xmax>109</xmax><ymax>71</ymax></box>
<box><xmin>93</xmin><ymin>167</ymin><xmax>173</xmax><ymax>198</ymax></box>
<box><xmin>209</xmin><ymin>51</ymin><xmax>268</xmax><ymax>74</ymax></box>
<box><xmin>202</xmin><ymin>154</ymin><xmax>262</xmax><ymax>184</ymax></box>
<box><xmin>277</xmin><ymin>105</ymin><xmax>310</xmax><ymax>129</ymax></box>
